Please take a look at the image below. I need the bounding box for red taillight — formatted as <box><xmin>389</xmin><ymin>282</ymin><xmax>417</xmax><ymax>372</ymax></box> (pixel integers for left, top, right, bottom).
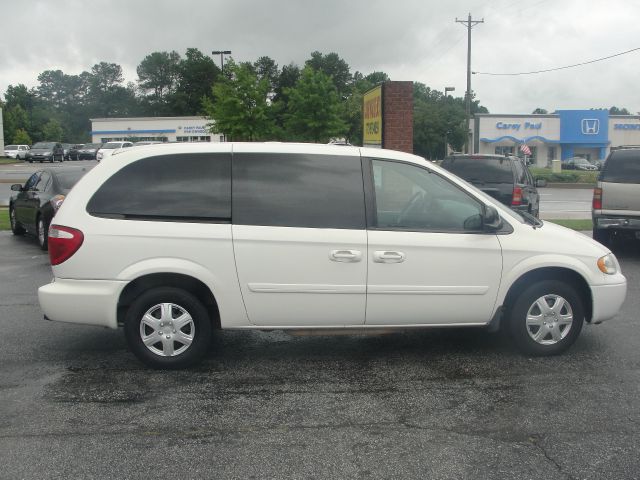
<box><xmin>512</xmin><ymin>186</ymin><xmax>523</xmax><ymax>206</ymax></box>
<box><xmin>48</xmin><ymin>225</ymin><xmax>84</xmax><ymax>266</ymax></box>
<box><xmin>593</xmin><ymin>187</ymin><xmax>603</xmax><ymax>210</ymax></box>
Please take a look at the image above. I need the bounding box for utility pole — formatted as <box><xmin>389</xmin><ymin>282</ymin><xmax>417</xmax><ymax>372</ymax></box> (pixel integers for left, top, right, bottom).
<box><xmin>456</xmin><ymin>13</ymin><xmax>483</xmax><ymax>153</ymax></box>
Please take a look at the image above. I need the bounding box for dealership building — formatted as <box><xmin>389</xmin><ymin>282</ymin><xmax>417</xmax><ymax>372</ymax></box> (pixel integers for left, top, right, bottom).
<box><xmin>472</xmin><ymin>109</ymin><xmax>640</xmax><ymax>167</ymax></box>
<box><xmin>91</xmin><ymin>116</ymin><xmax>223</xmax><ymax>144</ymax></box>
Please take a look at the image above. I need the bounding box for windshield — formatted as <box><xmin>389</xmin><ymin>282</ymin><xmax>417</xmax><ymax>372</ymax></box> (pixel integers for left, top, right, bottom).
<box><xmin>5</xmin><ymin>145</ymin><xmax>17</xmax><ymax>150</ymax></box>
<box><xmin>83</xmin><ymin>143</ymin><xmax>102</xmax><ymax>149</ymax></box>
<box><xmin>102</xmin><ymin>142</ymin><xmax>122</xmax><ymax>149</ymax></box>
<box><xmin>32</xmin><ymin>142</ymin><xmax>55</xmax><ymax>149</ymax></box>
<box><xmin>442</xmin><ymin>157</ymin><xmax>514</xmax><ymax>184</ymax></box>
<box><xmin>573</xmin><ymin>158</ymin><xmax>590</xmax><ymax>165</ymax></box>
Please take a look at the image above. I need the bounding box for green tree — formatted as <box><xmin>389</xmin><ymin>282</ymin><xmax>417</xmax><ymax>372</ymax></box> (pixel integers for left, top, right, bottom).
<box><xmin>3</xmin><ymin>105</ymin><xmax>30</xmax><ymax>144</ymax></box>
<box><xmin>305</xmin><ymin>51</ymin><xmax>353</xmax><ymax>100</ymax></box>
<box><xmin>172</xmin><ymin>48</ymin><xmax>220</xmax><ymax>115</ymax></box>
<box><xmin>532</xmin><ymin>108</ymin><xmax>548</xmax><ymax>114</ymax></box>
<box><xmin>203</xmin><ymin>59</ymin><xmax>274</xmax><ymax>141</ymax></box>
<box><xmin>13</xmin><ymin>128</ymin><xmax>32</xmax><ymax>145</ymax></box>
<box><xmin>609</xmin><ymin>106</ymin><xmax>631</xmax><ymax>115</ymax></box>
<box><xmin>283</xmin><ymin>66</ymin><xmax>347</xmax><ymax>143</ymax></box>
<box><xmin>137</xmin><ymin>51</ymin><xmax>181</xmax><ymax>115</ymax></box>
<box><xmin>42</xmin><ymin>119</ymin><xmax>64</xmax><ymax>141</ymax></box>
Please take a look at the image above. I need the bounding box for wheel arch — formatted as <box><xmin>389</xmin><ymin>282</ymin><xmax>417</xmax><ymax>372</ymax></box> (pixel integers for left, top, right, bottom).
<box><xmin>502</xmin><ymin>267</ymin><xmax>593</xmax><ymax>323</ymax></box>
<box><xmin>117</xmin><ymin>273</ymin><xmax>221</xmax><ymax>329</ymax></box>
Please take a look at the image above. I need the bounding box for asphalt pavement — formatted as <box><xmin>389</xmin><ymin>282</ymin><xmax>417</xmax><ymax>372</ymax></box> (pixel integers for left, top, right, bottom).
<box><xmin>1</xmin><ymin>231</ymin><xmax>639</xmax><ymax>479</ymax></box>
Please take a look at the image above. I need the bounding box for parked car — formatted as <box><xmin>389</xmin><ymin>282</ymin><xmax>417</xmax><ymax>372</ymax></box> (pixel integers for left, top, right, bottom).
<box><xmin>440</xmin><ymin>154</ymin><xmax>541</xmax><ymax>217</ymax></box>
<box><xmin>76</xmin><ymin>143</ymin><xmax>103</xmax><ymax>160</ymax></box>
<box><xmin>592</xmin><ymin>148</ymin><xmax>640</xmax><ymax>246</ymax></box>
<box><xmin>563</xmin><ymin>157</ymin><xmax>598</xmax><ymax>171</ymax></box>
<box><xmin>587</xmin><ymin>158</ymin><xmax>603</xmax><ymax>170</ymax></box>
<box><xmin>67</xmin><ymin>144</ymin><xmax>85</xmax><ymax>161</ymax></box>
<box><xmin>37</xmin><ymin>143</ymin><xmax>627</xmax><ymax>368</ymax></box>
<box><xmin>96</xmin><ymin>141</ymin><xmax>134</xmax><ymax>161</ymax></box>
<box><xmin>3</xmin><ymin>144</ymin><xmax>30</xmax><ymax>159</ymax></box>
<box><xmin>25</xmin><ymin>142</ymin><xmax>64</xmax><ymax>163</ymax></box>
<box><xmin>133</xmin><ymin>141</ymin><xmax>164</xmax><ymax>146</ymax></box>
<box><xmin>9</xmin><ymin>166</ymin><xmax>93</xmax><ymax>250</ymax></box>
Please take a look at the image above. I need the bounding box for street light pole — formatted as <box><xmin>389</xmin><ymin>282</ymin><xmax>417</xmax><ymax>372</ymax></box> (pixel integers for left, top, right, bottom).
<box><xmin>211</xmin><ymin>50</ymin><xmax>232</xmax><ymax>74</ymax></box>
<box><xmin>444</xmin><ymin>87</ymin><xmax>455</xmax><ymax>157</ymax></box>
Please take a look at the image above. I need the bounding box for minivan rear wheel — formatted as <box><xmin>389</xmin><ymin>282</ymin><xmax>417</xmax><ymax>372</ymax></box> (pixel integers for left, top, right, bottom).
<box><xmin>508</xmin><ymin>280</ymin><xmax>584</xmax><ymax>356</ymax></box>
<box><xmin>124</xmin><ymin>287</ymin><xmax>212</xmax><ymax>369</ymax></box>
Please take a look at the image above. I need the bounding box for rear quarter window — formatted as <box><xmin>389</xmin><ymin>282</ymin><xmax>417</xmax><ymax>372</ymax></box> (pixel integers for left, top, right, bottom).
<box><xmin>87</xmin><ymin>153</ymin><xmax>231</xmax><ymax>221</ymax></box>
<box><xmin>441</xmin><ymin>157</ymin><xmax>514</xmax><ymax>184</ymax></box>
<box><xmin>601</xmin><ymin>151</ymin><xmax>640</xmax><ymax>183</ymax></box>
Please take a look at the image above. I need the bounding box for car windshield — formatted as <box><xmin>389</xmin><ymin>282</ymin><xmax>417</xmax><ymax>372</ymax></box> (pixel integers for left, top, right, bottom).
<box><xmin>84</xmin><ymin>143</ymin><xmax>102</xmax><ymax>149</ymax></box>
<box><xmin>102</xmin><ymin>142</ymin><xmax>122</xmax><ymax>149</ymax></box>
<box><xmin>5</xmin><ymin>145</ymin><xmax>17</xmax><ymax>150</ymax></box>
<box><xmin>573</xmin><ymin>158</ymin><xmax>590</xmax><ymax>165</ymax></box>
<box><xmin>32</xmin><ymin>142</ymin><xmax>55</xmax><ymax>149</ymax></box>
<box><xmin>441</xmin><ymin>156</ymin><xmax>513</xmax><ymax>184</ymax></box>
<box><xmin>600</xmin><ymin>150</ymin><xmax>640</xmax><ymax>183</ymax></box>
<box><xmin>56</xmin><ymin>171</ymin><xmax>86</xmax><ymax>189</ymax></box>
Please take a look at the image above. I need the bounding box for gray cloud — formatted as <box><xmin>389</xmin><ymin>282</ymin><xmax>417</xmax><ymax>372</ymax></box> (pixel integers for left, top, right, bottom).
<box><xmin>1</xmin><ymin>0</ymin><xmax>639</xmax><ymax>114</ymax></box>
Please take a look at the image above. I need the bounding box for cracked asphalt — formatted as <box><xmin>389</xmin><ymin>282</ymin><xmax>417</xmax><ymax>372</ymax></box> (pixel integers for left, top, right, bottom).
<box><xmin>1</xmin><ymin>230</ymin><xmax>639</xmax><ymax>479</ymax></box>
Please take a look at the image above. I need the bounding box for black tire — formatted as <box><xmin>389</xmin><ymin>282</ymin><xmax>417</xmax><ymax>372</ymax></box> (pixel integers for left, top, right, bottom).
<box><xmin>507</xmin><ymin>280</ymin><xmax>584</xmax><ymax>356</ymax></box>
<box><xmin>9</xmin><ymin>206</ymin><xmax>25</xmax><ymax>235</ymax></box>
<box><xmin>124</xmin><ymin>287</ymin><xmax>212</xmax><ymax>369</ymax></box>
<box><xmin>36</xmin><ymin>214</ymin><xmax>49</xmax><ymax>251</ymax></box>
<box><xmin>593</xmin><ymin>228</ymin><xmax>611</xmax><ymax>247</ymax></box>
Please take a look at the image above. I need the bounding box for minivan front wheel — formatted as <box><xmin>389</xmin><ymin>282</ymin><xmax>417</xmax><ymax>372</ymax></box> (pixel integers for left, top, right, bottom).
<box><xmin>124</xmin><ymin>287</ymin><xmax>212</xmax><ymax>368</ymax></box>
<box><xmin>508</xmin><ymin>280</ymin><xmax>584</xmax><ymax>356</ymax></box>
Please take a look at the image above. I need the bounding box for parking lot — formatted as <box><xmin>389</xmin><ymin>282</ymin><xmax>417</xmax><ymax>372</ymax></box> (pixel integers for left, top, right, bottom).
<box><xmin>1</xmin><ymin>228</ymin><xmax>639</xmax><ymax>479</ymax></box>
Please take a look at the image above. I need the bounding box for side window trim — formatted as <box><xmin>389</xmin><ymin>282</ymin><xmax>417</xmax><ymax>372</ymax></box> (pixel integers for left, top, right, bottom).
<box><xmin>362</xmin><ymin>157</ymin><xmax>490</xmax><ymax>234</ymax></box>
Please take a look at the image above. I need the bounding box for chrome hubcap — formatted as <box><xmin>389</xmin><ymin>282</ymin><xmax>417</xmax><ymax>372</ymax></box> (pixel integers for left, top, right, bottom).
<box><xmin>139</xmin><ymin>303</ymin><xmax>195</xmax><ymax>357</ymax></box>
<box><xmin>38</xmin><ymin>219</ymin><xmax>45</xmax><ymax>245</ymax></box>
<box><xmin>526</xmin><ymin>294</ymin><xmax>573</xmax><ymax>345</ymax></box>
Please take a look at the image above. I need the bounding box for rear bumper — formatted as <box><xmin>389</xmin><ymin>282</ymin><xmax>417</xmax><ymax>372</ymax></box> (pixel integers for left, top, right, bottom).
<box><xmin>593</xmin><ymin>215</ymin><xmax>640</xmax><ymax>231</ymax></box>
<box><xmin>590</xmin><ymin>279</ymin><xmax>627</xmax><ymax>323</ymax></box>
<box><xmin>38</xmin><ymin>278</ymin><xmax>127</xmax><ymax>329</ymax></box>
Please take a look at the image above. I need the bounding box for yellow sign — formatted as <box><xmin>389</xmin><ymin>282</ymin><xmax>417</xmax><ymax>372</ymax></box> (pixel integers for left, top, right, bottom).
<box><xmin>363</xmin><ymin>85</ymin><xmax>382</xmax><ymax>146</ymax></box>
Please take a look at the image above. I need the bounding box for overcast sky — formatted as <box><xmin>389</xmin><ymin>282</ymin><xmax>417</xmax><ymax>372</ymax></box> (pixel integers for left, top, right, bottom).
<box><xmin>2</xmin><ymin>0</ymin><xmax>639</xmax><ymax>114</ymax></box>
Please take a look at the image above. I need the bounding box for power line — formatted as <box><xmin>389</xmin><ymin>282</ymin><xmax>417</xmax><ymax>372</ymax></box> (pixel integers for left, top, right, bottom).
<box><xmin>473</xmin><ymin>47</ymin><xmax>640</xmax><ymax>76</ymax></box>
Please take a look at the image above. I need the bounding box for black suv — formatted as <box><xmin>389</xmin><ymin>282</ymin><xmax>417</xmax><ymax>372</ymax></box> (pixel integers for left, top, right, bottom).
<box><xmin>441</xmin><ymin>154</ymin><xmax>541</xmax><ymax>217</ymax></box>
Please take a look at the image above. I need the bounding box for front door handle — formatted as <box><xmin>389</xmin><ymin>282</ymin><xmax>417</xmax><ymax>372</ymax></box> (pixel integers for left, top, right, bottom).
<box><xmin>373</xmin><ymin>251</ymin><xmax>406</xmax><ymax>263</ymax></box>
<box><xmin>330</xmin><ymin>250</ymin><xmax>362</xmax><ymax>263</ymax></box>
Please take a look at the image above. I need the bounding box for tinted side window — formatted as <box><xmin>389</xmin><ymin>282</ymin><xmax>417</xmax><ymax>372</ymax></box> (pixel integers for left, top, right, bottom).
<box><xmin>512</xmin><ymin>160</ymin><xmax>525</xmax><ymax>184</ymax></box>
<box><xmin>601</xmin><ymin>151</ymin><xmax>640</xmax><ymax>183</ymax></box>
<box><xmin>442</xmin><ymin>157</ymin><xmax>514</xmax><ymax>184</ymax></box>
<box><xmin>233</xmin><ymin>153</ymin><xmax>365</xmax><ymax>229</ymax></box>
<box><xmin>24</xmin><ymin>173</ymin><xmax>40</xmax><ymax>191</ymax></box>
<box><xmin>87</xmin><ymin>153</ymin><xmax>231</xmax><ymax>221</ymax></box>
<box><xmin>36</xmin><ymin>171</ymin><xmax>52</xmax><ymax>192</ymax></box>
<box><xmin>371</xmin><ymin>159</ymin><xmax>484</xmax><ymax>232</ymax></box>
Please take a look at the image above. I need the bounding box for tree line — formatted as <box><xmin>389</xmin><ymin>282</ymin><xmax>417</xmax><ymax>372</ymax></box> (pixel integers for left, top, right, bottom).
<box><xmin>1</xmin><ymin>48</ymin><xmax>488</xmax><ymax>157</ymax></box>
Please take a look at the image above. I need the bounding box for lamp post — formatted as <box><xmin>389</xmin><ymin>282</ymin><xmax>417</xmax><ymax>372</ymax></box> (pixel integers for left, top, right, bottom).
<box><xmin>211</xmin><ymin>50</ymin><xmax>232</xmax><ymax>74</ymax></box>
<box><xmin>444</xmin><ymin>87</ymin><xmax>455</xmax><ymax>157</ymax></box>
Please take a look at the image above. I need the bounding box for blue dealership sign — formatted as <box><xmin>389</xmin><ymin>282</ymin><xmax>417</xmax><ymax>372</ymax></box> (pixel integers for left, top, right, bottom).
<box><xmin>558</xmin><ymin>110</ymin><xmax>609</xmax><ymax>144</ymax></box>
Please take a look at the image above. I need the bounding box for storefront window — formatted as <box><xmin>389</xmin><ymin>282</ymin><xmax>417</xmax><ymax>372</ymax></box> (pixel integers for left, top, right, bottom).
<box><xmin>495</xmin><ymin>146</ymin><xmax>514</xmax><ymax>155</ymax></box>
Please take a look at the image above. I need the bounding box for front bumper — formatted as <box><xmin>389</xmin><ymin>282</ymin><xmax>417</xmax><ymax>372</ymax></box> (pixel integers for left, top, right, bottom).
<box><xmin>590</xmin><ymin>278</ymin><xmax>627</xmax><ymax>323</ymax></box>
<box><xmin>38</xmin><ymin>278</ymin><xmax>128</xmax><ymax>329</ymax></box>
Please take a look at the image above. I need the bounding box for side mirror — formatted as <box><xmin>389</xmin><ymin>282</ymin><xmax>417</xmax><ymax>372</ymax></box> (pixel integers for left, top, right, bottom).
<box><xmin>10</xmin><ymin>184</ymin><xmax>23</xmax><ymax>192</ymax></box>
<box><xmin>536</xmin><ymin>178</ymin><xmax>547</xmax><ymax>188</ymax></box>
<box><xmin>483</xmin><ymin>205</ymin><xmax>503</xmax><ymax>232</ymax></box>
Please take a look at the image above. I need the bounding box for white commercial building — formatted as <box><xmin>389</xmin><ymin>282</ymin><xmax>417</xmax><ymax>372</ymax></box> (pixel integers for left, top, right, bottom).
<box><xmin>91</xmin><ymin>116</ymin><xmax>224</xmax><ymax>144</ymax></box>
<box><xmin>472</xmin><ymin>110</ymin><xmax>640</xmax><ymax>167</ymax></box>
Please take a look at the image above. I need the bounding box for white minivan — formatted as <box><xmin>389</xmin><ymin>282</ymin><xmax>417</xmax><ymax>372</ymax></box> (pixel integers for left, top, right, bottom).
<box><xmin>38</xmin><ymin>143</ymin><xmax>627</xmax><ymax>368</ymax></box>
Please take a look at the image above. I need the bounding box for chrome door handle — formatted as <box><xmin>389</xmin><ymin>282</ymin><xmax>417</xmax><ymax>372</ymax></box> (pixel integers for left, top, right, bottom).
<box><xmin>329</xmin><ymin>250</ymin><xmax>362</xmax><ymax>263</ymax></box>
<box><xmin>373</xmin><ymin>251</ymin><xmax>406</xmax><ymax>263</ymax></box>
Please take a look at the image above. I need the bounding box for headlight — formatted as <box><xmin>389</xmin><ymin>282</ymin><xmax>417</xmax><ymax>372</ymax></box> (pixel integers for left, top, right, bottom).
<box><xmin>597</xmin><ymin>254</ymin><xmax>618</xmax><ymax>275</ymax></box>
<box><xmin>44</xmin><ymin>151</ymin><xmax>51</xmax><ymax>155</ymax></box>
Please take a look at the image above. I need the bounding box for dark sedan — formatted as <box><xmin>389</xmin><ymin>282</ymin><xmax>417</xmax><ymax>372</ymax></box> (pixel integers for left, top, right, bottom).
<box><xmin>9</xmin><ymin>166</ymin><xmax>93</xmax><ymax>250</ymax></box>
<box><xmin>25</xmin><ymin>142</ymin><xmax>64</xmax><ymax>163</ymax></box>
<box><xmin>563</xmin><ymin>157</ymin><xmax>598</xmax><ymax>171</ymax></box>
<box><xmin>67</xmin><ymin>144</ymin><xmax>85</xmax><ymax>161</ymax></box>
<box><xmin>76</xmin><ymin>143</ymin><xmax>103</xmax><ymax>160</ymax></box>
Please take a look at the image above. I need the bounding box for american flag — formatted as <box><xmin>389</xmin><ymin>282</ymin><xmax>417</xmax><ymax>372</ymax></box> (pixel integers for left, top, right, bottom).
<box><xmin>520</xmin><ymin>144</ymin><xmax>532</xmax><ymax>156</ymax></box>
